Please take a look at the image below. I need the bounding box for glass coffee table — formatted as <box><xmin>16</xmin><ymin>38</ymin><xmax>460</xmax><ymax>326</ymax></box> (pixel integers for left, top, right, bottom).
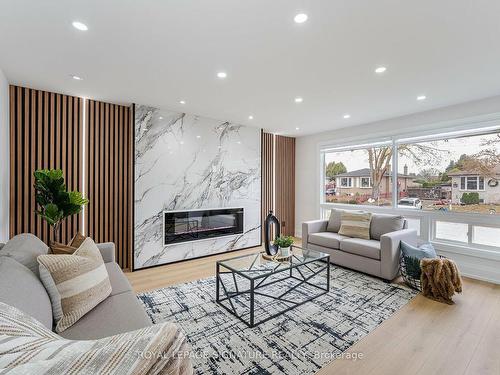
<box><xmin>216</xmin><ymin>245</ymin><xmax>330</xmax><ymax>327</ymax></box>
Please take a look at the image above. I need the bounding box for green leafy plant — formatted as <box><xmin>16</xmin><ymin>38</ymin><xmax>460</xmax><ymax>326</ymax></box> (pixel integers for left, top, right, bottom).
<box><xmin>274</xmin><ymin>235</ymin><xmax>294</xmax><ymax>248</ymax></box>
<box><xmin>461</xmin><ymin>192</ymin><xmax>480</xmax><ymax>205</ymax></box>
<box><xmin>34</xmin><ymin>169</ymin><xmax>89</xmax><ymax>241</ymax></box>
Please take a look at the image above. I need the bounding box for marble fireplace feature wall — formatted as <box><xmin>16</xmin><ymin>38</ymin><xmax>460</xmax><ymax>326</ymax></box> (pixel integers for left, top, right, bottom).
<box><xmin>134</xmin><ymin>105</ymin><xmax>261</xmax><ymax>269</ymax></box>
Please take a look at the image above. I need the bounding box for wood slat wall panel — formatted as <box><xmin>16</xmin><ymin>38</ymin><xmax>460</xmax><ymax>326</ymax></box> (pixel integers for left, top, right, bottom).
<box><xmin>85</xmin><ymin>100</ymin><xmax>134</xmax><ymax>270</ymax></box>
<box><xmin>261</xmin><ymin>132</ymin><xmax>275</xmax><ymax>240</ymax></box>
<box><xmin>275</xmin><ymin>135</ymin><xmax>296</xmax><ymax>236</ymax></box>
<box><xmin>9</xmin><ymin>86</ymin><xmax>83</xmax><ymax>244</ymax></box>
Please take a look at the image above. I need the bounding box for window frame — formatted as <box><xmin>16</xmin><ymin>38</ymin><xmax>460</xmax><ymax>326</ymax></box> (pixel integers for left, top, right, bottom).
<box><xmin>360</xmin><ymin>176</ymin><xmax>372</xmax><ymax>188</ymax></box>
<box><xmin>340</xmin><ymin>177</ymin><xmax>352</xmax><ymax>188</ymax></box>
<box><xmin>458</xmin><ymin>176</ymin><xmax>485</xmax><ymax>191</ymax></box>
<box><xmin>318</xmin><ymin>121</ymin><xmax>500</xmax><ymax>255</ymax></box>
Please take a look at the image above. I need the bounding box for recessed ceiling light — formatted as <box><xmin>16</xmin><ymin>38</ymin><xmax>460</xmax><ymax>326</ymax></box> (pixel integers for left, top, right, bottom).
<box><xmin>179</xmin><ymin>100</ymin><xmax>186</xmax><ymax>104</ymax></box>
<box><xmin>196</xmin><ymin>135</ymin><xmax>201</xmax><ymax>139</ymax></box>
<box><xmin>294</xmin><ymin>97</ymin><xmax>303</xmax><ymax>103</ymax></box>
<box><xmin>72</xmin><ymin>21</ymin><xmax>88</xmax><ymax>31</ymax></box>
<box><xmin>159</xmin><ymin>116</ymin><xmax>163</xmax><ymax>120</ymax></box>
<box><xmin>375</xmin><ymin>66</ymin><xmax>387</xmax><ymax>74</ymax></box>
<box><xmin>71</xmin><ymin>75</ymin><xmax>83</xmax><ymax>80</ymax></box>
<box><xmin>343</xmin><ymin>114</ymin><xmax>351</xmax><ymax>119</ymax></box>
<box><xmin>294</xmin><ymin>13</ymin><xmax>308</xmax><ymax>23</ymax></box>
<box><xmin>417</xmin><ymin>95</ymin><xmax>427</xmax><ymax>101</ymax></box>
<box><xmin>295</xmin><ymin>127</ymin><xmax>300</xmax><ymax>130</ymax></box>
<box><xmin>217</xmin><ymin>72</ymin><xmax>227</xmax><ymax>79</ymax></box>
<box><xmin>248</xmin><ymin>115</ymin><xmax>254</xmax><ymax>120</ymax></box>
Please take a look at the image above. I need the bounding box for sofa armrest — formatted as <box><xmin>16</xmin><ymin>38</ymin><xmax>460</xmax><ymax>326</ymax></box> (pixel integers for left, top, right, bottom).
<box><xmin>96</xmin><ymin>242</ymin><xmax>116</xmax><ymax>263</ymax></box>
<box><xmin>380</xmin><ymin>229</ymin><xmax>418</xmax><ymax>280</ymax></box>
<box><xmin>302</xmin><ymin>219</ymin><xmax>328</xmax><ymax>247</ymax></box>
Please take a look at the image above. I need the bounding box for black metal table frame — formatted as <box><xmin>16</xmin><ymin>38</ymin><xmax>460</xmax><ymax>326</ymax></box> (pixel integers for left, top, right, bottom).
<box><xmin>216</xmin><ymin>250</ymin><xmax>330</xmax><ymax>327</ymax></box>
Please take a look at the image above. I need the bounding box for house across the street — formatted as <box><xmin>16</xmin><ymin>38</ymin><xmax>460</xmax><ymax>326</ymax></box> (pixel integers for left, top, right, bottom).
<box><xmin>333</xmin><ymin>168</ymin><xmax>418</xmax><ymax>196</ymax></box>
<box><xmin>448</xmin><ymin>167</ymin><xmax>500</xmax><ymax>204</ymax></box>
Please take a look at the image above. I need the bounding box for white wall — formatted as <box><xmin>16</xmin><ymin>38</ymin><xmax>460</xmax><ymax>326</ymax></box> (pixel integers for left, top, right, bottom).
<box><xmin>296</xmin><ymin>94</ymin><xmax>500</xmax><ymax>235</ymax></box>
<box><xmin>0</xmin><ymin>68</ymin><xmax>8</xmax><ymax>242</ymax></box>
<box><xmin>295</xmin><ymin>95</ymin><xmax>500</xmax><ymax>284</ymax></box>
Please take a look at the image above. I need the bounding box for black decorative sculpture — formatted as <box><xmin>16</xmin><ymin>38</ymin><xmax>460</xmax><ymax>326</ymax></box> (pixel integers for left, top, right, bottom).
<box><xmin>264</xmin><ymin>210</ymin><xmax>281</xmax><ymax>256</ymax></box>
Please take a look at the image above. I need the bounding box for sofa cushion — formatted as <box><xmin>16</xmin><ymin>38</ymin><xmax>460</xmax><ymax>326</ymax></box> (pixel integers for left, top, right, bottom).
<box><xmin>326</xmin><ymin>208</ymin><xmax>362</xmax><ymax>233</ymax></box>
<box><xmin>106</xmin><ymin>262</ymin><xmax>133</xmax><ymax>296</ymax></box>
<box><xmin>0</xmin><ymin>233</ymin><xmax>48</xmax><ymax>276</ymax></box>
<box><xmin>370</xmin><ymin>214</ymin><xmax>405</xmax><ymax>240</ymax></box>
<box><xmin>340</xmin><ymin>238</ymin><xmax>381</xmax><ymax>260</ymax></box>
<box><xmin>338</xmin><ymin>211</ymin><xmax>372</xmax><ymax>240</ymax></box>
<box><xmin>37</xmin><ymin>237</ymin><xmax>112</xmax><ymax>333</ymax></box>
<box><xmin>308</xmin><ymin>232</ymin><xmax>348</xmax><ymax>249</ymax></box>
<box><xmin>59</xmin><ymin>291</ymin><xmax>152</xmax><ymax>340</ymax></box>
<box><xmin>0</xmin><ymin>301</ymin><xmax>192</xmax><ymax>375</ymax></box>
<box><xmin>0</xmin><ymin>256</ymin><xmax>53</xmax><ymax>329</ymax></box>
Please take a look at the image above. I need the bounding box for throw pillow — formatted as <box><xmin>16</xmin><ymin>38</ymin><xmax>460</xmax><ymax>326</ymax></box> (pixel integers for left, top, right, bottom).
<box><xmin>400</xmin><ymin>241</ymin><xmax>438</xmax><ymax>279</ymax></box>
<box><xmin>37</xmin><ymin>237</ymin><xmax>112</xmax><ymax>333</ymax></box>
<box><xmin>327</xmin><ymin>208</ymin><xmax>362</xmax><ymax>232</ymax></box>
<box><xmin>0</xmin><ymin>233</ymin><xmax>48</xmax><ymax>276</ymax></box>
<box><xmin>338</xmin><ymin>211</ymin><xmax>372</xmax><ymax>240</ymax></box>
<box><xmin>370</xmin><ymin>213</ymin><xmax>405</xmax><ymax>240</ymax></box>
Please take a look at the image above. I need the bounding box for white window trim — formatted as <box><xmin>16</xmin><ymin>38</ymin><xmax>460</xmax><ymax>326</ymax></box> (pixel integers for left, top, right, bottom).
<box><xmin>458</xmin><ymin>176</ymin><xmax>486</xmax><ymax>192</ymax></box>
<box><xmin>360</xmin><ymin>176</ymin><xmax>372</xmax><ymax>188</ymax></box>
<box><xmin>339</xmin><ymin>177</ymin><xmax>353</xmax><ymax>188</ymax></box>
<box><xmin>318</xmin><ymin>118</ymin><xmax>500</xmax><ymax>259</ymax></box>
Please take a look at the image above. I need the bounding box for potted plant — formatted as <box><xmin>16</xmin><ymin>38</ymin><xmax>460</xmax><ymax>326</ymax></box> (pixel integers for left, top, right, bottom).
<box><xmin>274</xmin><ymin>235</ymin><xmax>294</xmax><ymax>257</ymax></box>
<box><xmin>33</xmin><ymin>169</ymin><xmax>89</xmax><ymax>242</ymax></box>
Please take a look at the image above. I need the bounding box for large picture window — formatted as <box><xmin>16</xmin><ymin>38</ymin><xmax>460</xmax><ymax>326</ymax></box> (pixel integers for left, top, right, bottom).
<box><xmin>397</xmin><ymin>131</ymin><xmax>500</xmax><ymax>214</ymax></box>
<box><xmin>323</xmin><ymin>143</ymin><xmax>393</xmax><ymax>207</ymax></box>
<box><xmin>320</xmin><ymin>126</ymin><xmax>500</xmax><ymax>253</ymax></box>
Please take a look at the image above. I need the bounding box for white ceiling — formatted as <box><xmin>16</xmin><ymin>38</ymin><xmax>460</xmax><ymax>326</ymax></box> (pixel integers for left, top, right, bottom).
<box><xmin>1</xmin><ymin>0</ymin><xmax>500</xmax><ymax>136</ymax></box>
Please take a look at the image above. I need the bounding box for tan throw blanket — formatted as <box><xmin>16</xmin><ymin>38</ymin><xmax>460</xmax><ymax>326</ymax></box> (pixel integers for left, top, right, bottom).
<box><xmin>420</xmin><ymin>258</ymin><xmax>462</xmax><ymax>304</ymax></box>
<box><xmin>0</xmin><ymin>302</ymin><xmax>193</xmax><ymax>375</ymax></box>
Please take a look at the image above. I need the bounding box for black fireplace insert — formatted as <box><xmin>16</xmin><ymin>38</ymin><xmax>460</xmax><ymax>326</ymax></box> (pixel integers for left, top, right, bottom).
<box><xmin>164</xmin><ymin>208</ymin><xmax>244</xmax><ymax>245</ymax></box>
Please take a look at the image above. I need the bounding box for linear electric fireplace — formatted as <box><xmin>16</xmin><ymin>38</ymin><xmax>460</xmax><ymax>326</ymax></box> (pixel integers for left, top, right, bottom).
<box><xmin>164</xmin><ymin>208</ymin><xmax>244</xmax><ymax>245</ymax></box>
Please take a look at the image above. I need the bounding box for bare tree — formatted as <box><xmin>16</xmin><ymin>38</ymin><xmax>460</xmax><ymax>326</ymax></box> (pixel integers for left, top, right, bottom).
<box><xmin>367</xmin><ymin>143</ymin><xmax>445</xmax><ymax>199</ymax></box>
<box><xmin>462</xmin><ymin>134</ymin><xmax>500</xmax><ymax>176</ymax></box>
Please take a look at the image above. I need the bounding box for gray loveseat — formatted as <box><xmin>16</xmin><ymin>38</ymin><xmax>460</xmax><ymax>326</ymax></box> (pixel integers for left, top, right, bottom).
<box><xmin>303</xmin><ymin>209</ymin><xmax>418</xmax><ymax>281</ymax></box>
<box><xmin>0</xmin><ymin>233</ymin><xmax>151</xmax><ymax>339</ymax></box>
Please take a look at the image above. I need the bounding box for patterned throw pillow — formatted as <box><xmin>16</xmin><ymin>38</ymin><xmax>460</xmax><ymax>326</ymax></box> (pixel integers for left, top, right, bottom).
<box><xmin>400</xmin><ymin>241</ymin><xmax>438</xmax><ymax>279</ymax></box>
<box><xmin>37</xmin><ymin>237</ymin><xmax>111</xmax><ymax>333</ymax></box>
<box><xmin>338</xmin><ymin>211</ymin><xmax>372</xmax><ymax>240</ymax></box>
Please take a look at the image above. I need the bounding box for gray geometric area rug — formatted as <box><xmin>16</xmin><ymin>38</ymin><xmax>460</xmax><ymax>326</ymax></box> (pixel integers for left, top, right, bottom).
<box><xmin>137</xmin><ymin>264</ymin><xmax>416</xmax><ymax>375</ymax></box>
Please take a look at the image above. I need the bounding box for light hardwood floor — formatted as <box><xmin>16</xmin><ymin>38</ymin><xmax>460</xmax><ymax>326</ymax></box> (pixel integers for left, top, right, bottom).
<box><xmin>126</xmin><ymin>245</ymin><xmax>500</xmax><ymax>375</ymax></box>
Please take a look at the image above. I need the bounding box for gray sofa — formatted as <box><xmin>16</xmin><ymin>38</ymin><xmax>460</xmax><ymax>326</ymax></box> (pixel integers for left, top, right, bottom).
<box><xmin>303</xmin><ymin>209</ymin><xmax>418</xmax><ymax>281</ymax></box>
<box><xmin>0</xmin><ymin>233</ymin><xmax>151</xmax><ymax>340</ymax></box>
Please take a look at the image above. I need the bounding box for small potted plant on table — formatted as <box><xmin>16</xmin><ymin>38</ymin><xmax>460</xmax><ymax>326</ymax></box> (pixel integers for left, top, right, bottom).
<box><xmin>274</xmin><ymin>235</ymin><xmax>294</xmax><ymax>257</ymax></box>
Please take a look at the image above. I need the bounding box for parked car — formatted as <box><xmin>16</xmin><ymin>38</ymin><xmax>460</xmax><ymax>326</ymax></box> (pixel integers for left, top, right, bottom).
<box><xmin>431</xmin><ymin>199</ymin><xmax>451</xmax><ymax>207</ymax></box>
<box><xmin>325</xmin><ymin>188</ymin><xmax>336</xmax><ymax>196</ymax></box>
<box><xmin>398</xmin><ymin>197</ymin><xmax>423</xmax><ymax>209</ymax></box>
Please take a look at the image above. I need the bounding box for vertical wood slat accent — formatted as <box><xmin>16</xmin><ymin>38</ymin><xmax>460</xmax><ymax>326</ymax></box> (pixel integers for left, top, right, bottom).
<box><xmin>275</xmin><ymin>135</ymin><xmax>296</xmax><ymax>236</ymax></box>
<box><xmin>261</xmin><ymin>132</ymin><xmax>275</xmax><ymax>240</ymax></box>
<box><xmin>85</xmin><ymin>100</ymin><xmax>133</xmax><ymax>270</ymax></box>
<box><xmin>9</xmin><ymin>86</ymin><xmax>83</xmax><ymax>244</ymax></box>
